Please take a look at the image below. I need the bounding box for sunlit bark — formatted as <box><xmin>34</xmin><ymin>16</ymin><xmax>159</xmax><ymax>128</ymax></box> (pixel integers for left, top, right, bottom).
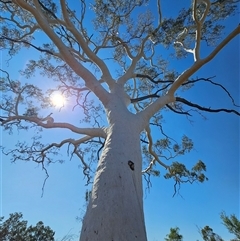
<box><xmin>80</xmin><ymin>89</ymin><xmax>148</xmax><ymax>241</ymax></box>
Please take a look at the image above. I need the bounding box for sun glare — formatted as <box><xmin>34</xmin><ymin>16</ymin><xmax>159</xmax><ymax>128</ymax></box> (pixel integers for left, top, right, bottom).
<box><xmin>51</xmin><ymin>92</ymin><xmax>66</xmax><ymax>108</ymax></box>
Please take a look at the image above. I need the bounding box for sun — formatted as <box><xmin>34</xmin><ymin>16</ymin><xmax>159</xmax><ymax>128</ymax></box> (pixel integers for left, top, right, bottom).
<box><xmin>50</xmin><ymin>92</ymin><xmax>66</xmax><ymax>108</ymax></box>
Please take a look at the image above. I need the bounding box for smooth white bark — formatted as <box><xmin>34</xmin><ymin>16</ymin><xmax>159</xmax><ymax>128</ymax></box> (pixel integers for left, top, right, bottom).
<box><xmin>80</xmin><ymin>92</ymin><xmax>147</xmax><ymax>241</ymax></box>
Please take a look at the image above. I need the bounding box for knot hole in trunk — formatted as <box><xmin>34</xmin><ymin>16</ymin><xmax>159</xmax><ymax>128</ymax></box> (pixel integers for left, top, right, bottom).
<box><xmin>128</xmin><ymin>160</ymin><xmax>134</xmax><ymax>171</ymax></box>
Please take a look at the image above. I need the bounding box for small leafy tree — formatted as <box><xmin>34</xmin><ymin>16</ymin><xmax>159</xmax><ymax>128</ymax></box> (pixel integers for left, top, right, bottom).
<box><xmin>165</xmin><ymin>227</ymin><xmax>183</xmax><ymax>241</ymax></box>
<box><xmin>201</xmin><ymin>226</ymin><xmax>224</xmax><ymax>241</ymax></box>
<box><xmin>0</xmin><ymin>212</ymin><xmax>55</xmax><ymax>241</ymax></box>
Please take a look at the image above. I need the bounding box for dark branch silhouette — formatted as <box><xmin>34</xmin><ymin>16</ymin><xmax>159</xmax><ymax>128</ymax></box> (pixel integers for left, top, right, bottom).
<box><xmin>1</xmin><ymin>36</ymin><xmax>55</xmax><ymax>56</ymax></box>
<box><xmin>176</xmin><ymin>97</ymin><xmax>240</xmax><ymax>116</ymax></box>
<box><xmin>166</xmin><ymin>104</ymin><xmax>192</xmax><ymax>116</ymax></box>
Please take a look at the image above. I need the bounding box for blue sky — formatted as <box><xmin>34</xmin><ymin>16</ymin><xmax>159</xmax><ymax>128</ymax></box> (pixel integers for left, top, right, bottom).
<box><xmin>0</xmin><ymin>1</ymin><xmax>239</xmax><ymax>241</ymax></box>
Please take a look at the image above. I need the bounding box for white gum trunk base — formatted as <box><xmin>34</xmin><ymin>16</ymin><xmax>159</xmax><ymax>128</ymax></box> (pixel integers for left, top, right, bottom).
<box><xmin>80</xmin><ymin>99</ymin><xmax>147</xmax><ymax>241</ymax></box>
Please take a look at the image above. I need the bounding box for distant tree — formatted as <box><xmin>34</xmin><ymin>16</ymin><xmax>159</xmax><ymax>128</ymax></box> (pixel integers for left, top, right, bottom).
<box><xmin>220</xmin><ymin>212</ymin><xmax>240</xmax><ymax>241</ymax></box>
<box><xmin>165</xmin><ymin>227</ymin><xmax>183</xmax><ymax>241</ymax></box>
<box><xmin>0</xmin><ymin>1</ymin><xmax>239</xmax><ymax>240</ymax></box>
<box><xmin>0</xmin><ymin>212</ymin><xmax>55</xmax><ymax>241</ymax></box>
<box><xmin>199</xmin><ymin>212</ymin><xmax>239</xmax><ymax>241</ymax></box>
<box><xmin>200</xmin><ymin>226</ymin><xmax>224</xmax><ymax>241</ymax></box>
<box><xmin>167</xmin><ymin>213</ymin><xmax>240</xmax><ymax>240</ymax></box>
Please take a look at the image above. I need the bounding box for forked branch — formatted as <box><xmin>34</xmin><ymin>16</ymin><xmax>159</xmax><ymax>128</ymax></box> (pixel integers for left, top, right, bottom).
<box><xmin>168</xmin><ymin>25</ymin><xmax>240</xmax><ymax>96</ymax></box>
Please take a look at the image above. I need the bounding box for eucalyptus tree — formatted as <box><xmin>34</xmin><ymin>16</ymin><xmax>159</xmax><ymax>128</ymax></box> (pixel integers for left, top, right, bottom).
<box><xmin>0</xmin><ymin>212</ymin><xmax>55</xmax><ymax>241</ymax></box>
<box><xmin>200</xmin><ymin>226</ymin><xmax>224</xmax><ymax>241</ymax></box>
<box><xmin>0</xmin><ymin>1</ymin><xmax>239</xmax><ymax>241</ymax></box>
<box><xmin>166</xmin><ymin>213</ymin><xmax>240</xmax><ymax>241</ymax></box>
<box><xmin>0</xmin><ymin>212</ymin><xmax>77</xmax><ymax>241</ymax></box>
<box><xmin>220</xmin><ymin>212</ymin><xmax>240</xmax><ymax>241</ymax></box>
<box><xmin>201</xmin><ymin>212</ymin><xmax>240</xmax><ymax>241</ymax></box>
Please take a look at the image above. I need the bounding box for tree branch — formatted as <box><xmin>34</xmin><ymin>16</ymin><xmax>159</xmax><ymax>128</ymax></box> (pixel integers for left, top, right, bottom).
<box><xmin>59</xmin><ymin>0</ymin><xmax>115</xmax><ymax>89</ymax></box>
<box><xmin>117</xmin><ymin>0</ymin><xmax>163</xmax><ymax>86</ymax></box>
<box><xmin>40</xmin><ymin>136</ymin><xmax>94</xmax><ymax>184</ymax></box>
<box><xmin>186</xmin><ymin>77</ymin><xmax>240</xmax><ymax>107</ymax></box>
<box><xmin>192</xmin><ymin>0</ymin><xmax>211</xmax><ymax>61</ymax></box>
<box><xmin>168</xmin><ymin>25</ymin><xmax>240</xmax><ymax>96</ymax></box>
<box><xmin>142</xmin><ymin>125</ymin><xmax>169</xmax><ymax>174</ymax></box>
<box><xmin>166</xmin><ymin>104</ymin><xmax>192</xmax><ymax>116</ymax></box>
<box><xmin>176</xmin><ymin>97</ymin><xmax>240</xmax><ymax>116</ymax></box>
<box><xmin>0</xmin><ymin>36</ymin><xmax>58</xmax><ymax>56</ymax></box>
<box><xmin>0</xmin><ymin>115</ymin><xmax>107</xmax><ymax>137</ymax></box>
<box><xmin>137</xmin><ymin>94</ymin><xmax>175</xmax><ymax>124</ymax></box>
<box><xmin>14</xmin><ymin>0</ymin><xmax>110</xmax><ymax>106</ymax></box>
<box><xmin>135</xmin><ymin>73</ymin><xmax>171</xmax><ymax>84</ymax></box>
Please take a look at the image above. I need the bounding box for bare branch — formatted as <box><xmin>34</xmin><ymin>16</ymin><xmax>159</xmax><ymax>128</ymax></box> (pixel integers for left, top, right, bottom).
<box><xmin>168</xmin><ymin>25</ymin><xmax>240</xmax><ymax>96</ymax></box>
<box><xmin>142</xmin><ymin>125</ymin><xmax>169</xmax><ymax>174</ymax></box>
<box><xmin>0</xmin><ymin>115</ymin><xmax>107</xmax><ymax>137</ymax></box>
<box><xmin>13</xmin><ymin>0</ymin><xmax>110</xmax><ymax>105</ymax></box>
<box><xmin>176</xmin><ymin>97</ymin><xmax>240</xmax><ymax>116</ymax></box>
<box><xmin>137</xmin><ymin>94</ymin><xmax>175</xmax><ymax>123</ymax></box>
<box><xmin>41</xmin><ymin>164</ymin><xmax>49</xmax><ymax>197</ymax></box>
<box><xmin>192</xmin><ymin>0</ymin><xmax>211</xmax><ymax>61</ymax></box>
<box><xmin>186</xmin><ymin>76</ymin><xmax>240</xmax><ymax>107</ymax></box>
<box><xmin>166</xmin><ymin>104</ymin><xmax>192</xmax><ymax>116</ymax></box>
<box><xmin>59</xmin><ymin>0</ymin><xmax>115</xmax><ymax>89</ymax></box>
<box><xmin>0</xmin><ymin>36</ymin><xmax>58</xmax><ymax>56</ymax></box>
<box><xmin>130</xmin><ymin>75</ymin><xmax>239</xmax><ymax>115</ymax></box>
<box><xmin>135</xmin><ymin>73</ymin><xmax>171</xmax><ymax>84</ymax></box>
<box><xmin>204</xmin><ymin>24</ymin><xmax>240</xmax><ymax>62</ymax></box>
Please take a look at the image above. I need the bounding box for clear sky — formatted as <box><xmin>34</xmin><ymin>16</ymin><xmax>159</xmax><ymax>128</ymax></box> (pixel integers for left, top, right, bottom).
<box><xmin>0</xmin><ymin>1</ymin><xmax>239</xmax><ymax>241</ymax></box>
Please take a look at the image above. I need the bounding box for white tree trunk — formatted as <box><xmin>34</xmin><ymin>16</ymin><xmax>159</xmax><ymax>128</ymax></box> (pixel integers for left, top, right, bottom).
<box><xmin>80</xmin><ymin>94</ymin><xmax>147</xmax><ymax>241</ymax></box>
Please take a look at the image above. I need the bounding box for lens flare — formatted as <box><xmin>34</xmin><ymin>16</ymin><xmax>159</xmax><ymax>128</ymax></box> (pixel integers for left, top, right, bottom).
<box><xmin>51</xmin><ymin>92</ymin><xmax>66</xmax><ymax>108</ymax></box>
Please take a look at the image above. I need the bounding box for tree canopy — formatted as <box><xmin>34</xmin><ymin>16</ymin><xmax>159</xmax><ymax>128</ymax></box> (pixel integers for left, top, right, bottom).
<box><xmin>165</xmin><ymin>212</ymin><xmax>240</xmax><ymax>241</ymax></box>
<box><xmin>0</xmin><ymin>1</ymin><xmax>239</xmax><ymax>240</ymax></box>
<box><xmin>1</xmin><ymin>0</ymin><xmax>239</xmax><ymax>195</ymax></box>
<box><xmin>165</xmin><ymin>227</ymin><xmax>183</xmax><ymax>241</ymax></box>
<box><xmin>0</xmin><ymin>212</ymin><xmax>55</xmax><ymax>241</ymax></box>
<box><xmin>220</xmin><ymin>212</ymin><xmax>240</xmax><ymax>241</ymax></box>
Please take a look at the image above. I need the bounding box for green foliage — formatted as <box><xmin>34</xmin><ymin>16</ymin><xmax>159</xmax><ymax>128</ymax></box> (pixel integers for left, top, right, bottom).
<box><xmin>23</xmin><ymin>107</ymin><xmax>39</xmax><ymax>117</ymax></box>
<box><xmin>164</xmin><ymin>160</ymin><xmax>208</xmax><ymax>195</ymax></box>
<box><xmin>203</xmin><ymin>212</ymin><xmax>240</xmax><ymax>241</ymax></box>
<box><xmin>165</xmin><ymin>227</ymin><xmax>183</xmax><ymax>241</ymax></box>
<box><xmin>168</xmin><ymin>213</ymin><xmax>240</xmax><ymax>241</ymax></box>
<box><xmin>201</xmin><ymin>226</ymin><xmax>224</xmax><ymax>241</ymax></box>
<box><xmin>0</xmin><ymin>0</ymin><xmax>239</xmax><ymax>194</ymax></box>
<box><xmin>0</xmin><ymin>212</ymin><xmax>55</xmax><ymax>241</ymax></box>
<box><xmin>149</xmin><ymin>169</ymin><xmax>160</xmax><ymax>177</ymax></box>
<box><xmin>220</xmin><ymin>212</ymin><xmax>240</xmax><ymax>240</ymax></box>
